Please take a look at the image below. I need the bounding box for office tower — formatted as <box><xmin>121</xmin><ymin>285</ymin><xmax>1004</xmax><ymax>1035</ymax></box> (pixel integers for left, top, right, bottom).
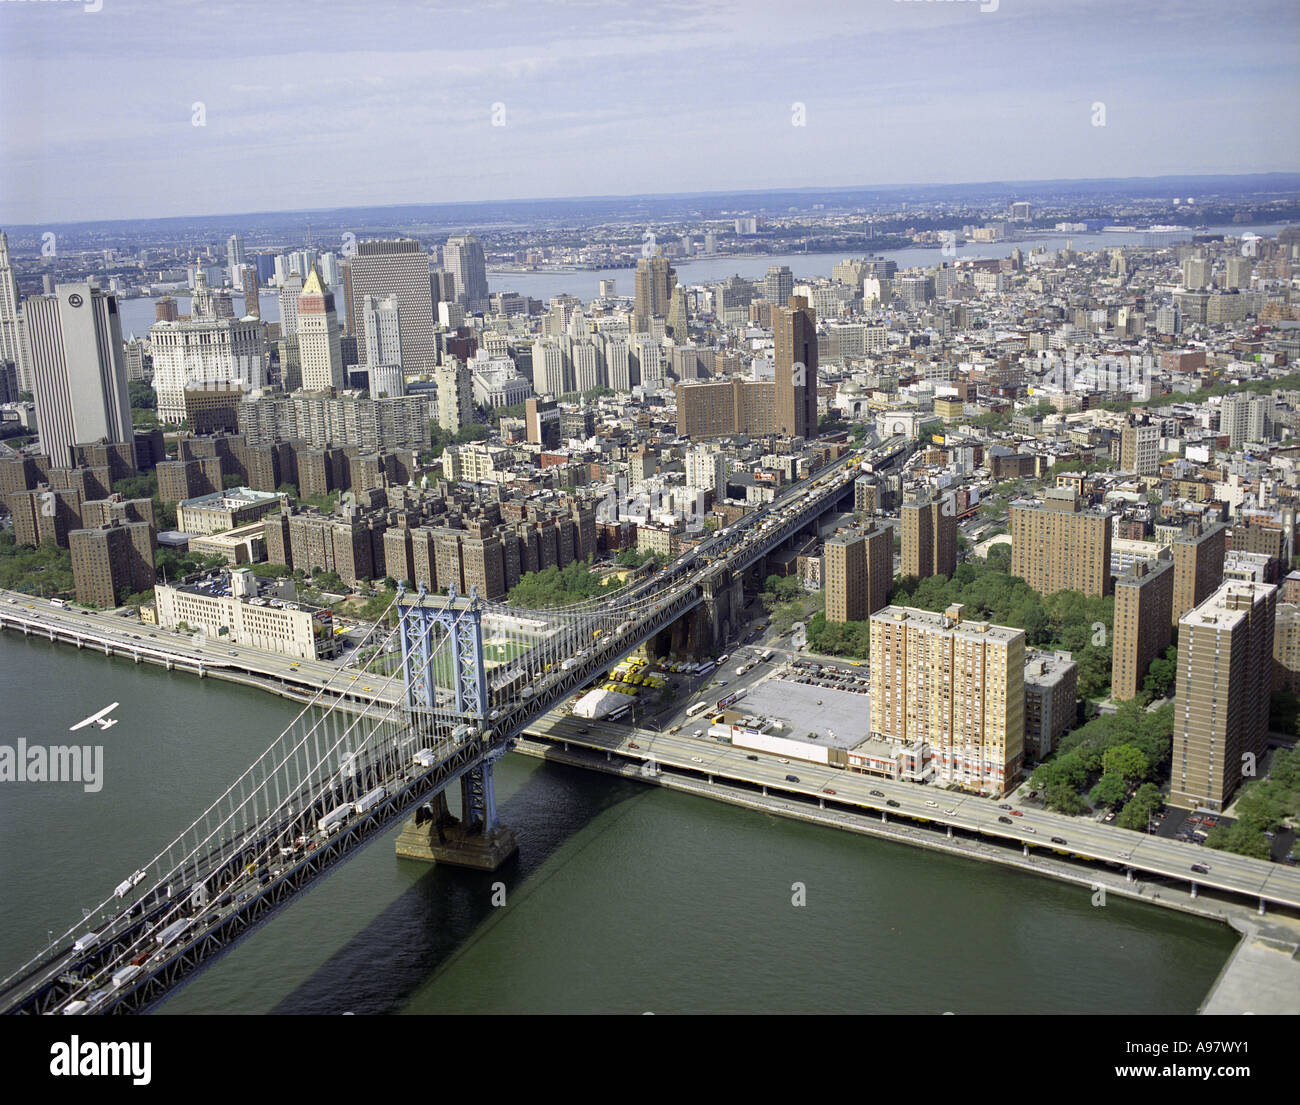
<box><xmin>226</xmin><ymin>233</ymin><xmax>246</xmax><ymax>283</ymax></box>
<box><xmin>665</xmin><ymin>286</ymin><xmax>689</xmax><ymax>342</ymax></box>
<box><xmin>296</xmin><ymin>266</ymin><xmax>344</xmax><ymax>392</ymax></box>
<box><xmin>1224</xmin><ymin>255</ymin><xmax>1252</xmax><ymax>290</ymax></box>
<box><xmin>69</xmin><ymin>521</ymin><xmax>156</xmax><ymax>607</ymax></box>
<box><xmin>1182</xmin><ymin>256</ymin><xmax>1210</xmax><ymax>290</ymax></box>
<box><xmin>1112</xmin><ymin>559</ymin><xmax>1174</xmax><ymax>701</ymax></box>
<box><xmin>773</xmin><ymin>295</ymin><xmax>818</xmax><ymax>440</ymax></box>
<box><xmin>570</xmin><ymin>340</ymin><xmax>601</xmax><ymax>393</ymax></box>
<box><xmin>630</xmin><ymin>334</ymin><xmax>664</xmax><ymax>388</ymax></box>
<box><xmin>345</xmin><ymin>239</ymin><xmax>437</xmax><ymax>376</ymax></box>
<box><xmin>149</xmin><ymin>315</ymin><xmax>267</xmax><ymax>423</ymax></box>
<box><xmin>633</xmin><ymin>254</ymin><xmax>675</xmax><ymax>333</ymax></box>
<box><xmin>602</xmin><ymin>335</ymin><xmax>631</xmax><ymax>391</ymax></box>
<box><xmin>761</xmin><ymin>264</ymin><xmax>793</xmax><ymax>306</ymax></box>
<box><xmin>870</xmin><ymin>603</ymin><xmax>1026</xmax><ymax>794</ymax></box>
<box><xmin>531</xmin><ymin>337</ymin><xmax>569</xmax><ymax>397</ymax></box>
<box><xmin>525</xmin><ymin>397</ymin><xmax>560</xmax><ymax>446</ymax></box>
<box><xmin>1009</xmin><ymin>489</ymin><xmax>1112</xmax><ymax>597</ymax></box>
<box><xmin>436</xmin><ymin>356</ymin><xmax>472</xmax><ymax>432</ymax></box>
<box><xmin>1119</xmin><ymin>422</ymin><xmax>1159</xmax><ymax>475</ymax></box>
<box><xmin>1171</xmin><ymin>521</ymin><xmax>1227</xmax><ymax>625</ymax></box>
<box><xmin>25</xmin><ymin>284</ymin><xmax>134</xmax><ymax>469</ymax></box>
<box><xmin>278</xmin><ymin>274</ymin><xmax>303</xmax><ymax>336</ymax></box>
<box><xmin>1172</xmin><ymin>581</ymin><xmax>1276</xmax><ymax>811</ymax></box>
<box><xmin>360</xmin><ymin>294</ymin><xmax>403</xmax><ymax>395</ymax></box>
<box><xmin>443</xmin><ymin>234</ymin><xmax>489</xmax><ymax>313</ymax></box>
<box><xmin>0</xmin><ymin>230</ymin><xmax>30</xmax><ymax>391</ymax></box>
<box><xmin>238</xmin><ymin>264</ymin><xmax>261</xmax><ymax>319</ymax></box>
<box><xmin>599</xmin><ymin>279</ymin><xmax>617</xmax><ymax>298</ymax></box>
<box><xmin>901</xmin><ymin>494</ymin><xmax>956</xmax><ymax>580</ymax></box>
<box><xmin>825</xmin><ymin>525</ymin><xmax>891</xmax><ymax>623</ymax></box>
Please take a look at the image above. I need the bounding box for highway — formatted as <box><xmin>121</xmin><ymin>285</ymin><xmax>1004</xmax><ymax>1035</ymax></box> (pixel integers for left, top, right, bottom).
<box><xmin>0</xmin><ymin>588</ymin><xmax>400</xmax><ymax>705</ymax></box>
<box><xmin>523</xmin><ymin>713</ymin><xmax>1300</xmax><ymax>912</ymax></box>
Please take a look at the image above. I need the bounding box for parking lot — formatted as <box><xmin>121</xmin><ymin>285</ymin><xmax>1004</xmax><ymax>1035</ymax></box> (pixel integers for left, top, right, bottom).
<box><xmin>780</xmin><ymin>657</ymin><xmax>869</xmax><ymax>696</ymax></box>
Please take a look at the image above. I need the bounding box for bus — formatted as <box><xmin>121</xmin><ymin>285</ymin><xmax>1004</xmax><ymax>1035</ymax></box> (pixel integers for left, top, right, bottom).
<box><xmin>686</xmin><ymin>702</ymin><xmax>710</xmax><ymax>718</ymax></box>
<box><xmin>49</xmin><ymin>598</ymin><xmax>67</xmax><ymax>608</ymax></box>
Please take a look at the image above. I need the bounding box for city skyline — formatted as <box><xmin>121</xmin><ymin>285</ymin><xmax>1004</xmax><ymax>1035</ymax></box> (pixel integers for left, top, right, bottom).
<box><xmin>1</xmin><ymin>0</ymin><xmax>1297</xmax><ymax>224</ymax></box>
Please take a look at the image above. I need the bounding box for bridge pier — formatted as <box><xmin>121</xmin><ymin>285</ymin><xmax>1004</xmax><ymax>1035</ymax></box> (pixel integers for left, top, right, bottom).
<box><xmin>395</xmin><ymin>760</ymin><xmax>517</xmax><ymax>871</ymax></box>
<box><xmin>1190</xmin><ymin>882</ymin><xmax>1198</xmax><ymax>899</ymax></box>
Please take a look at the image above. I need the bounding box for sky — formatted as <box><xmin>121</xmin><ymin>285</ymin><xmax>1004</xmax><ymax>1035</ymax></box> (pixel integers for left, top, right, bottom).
<box><xmin>1</xmin><ymin>0</ymin><xmax>1297</xmax><ymax>225</ymax></box>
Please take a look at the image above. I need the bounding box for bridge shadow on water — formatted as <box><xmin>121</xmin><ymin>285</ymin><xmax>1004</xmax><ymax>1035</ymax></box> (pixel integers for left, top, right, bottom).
<box><xmin>268</xmin><ymin>755</ymin><xmax>643</xmax><ymax>1015</ymax></box>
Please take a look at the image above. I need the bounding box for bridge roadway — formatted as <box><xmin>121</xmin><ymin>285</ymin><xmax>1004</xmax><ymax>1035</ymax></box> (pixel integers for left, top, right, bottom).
<box><xmin>0</xmin><ymin>439</ymin><xmax>896</xmax><ymax>1014</ymax></box>
<box><xmin>522</xmin><ymin>714</ymin><xmax>1300</xmax><ymax>914</ymax></box>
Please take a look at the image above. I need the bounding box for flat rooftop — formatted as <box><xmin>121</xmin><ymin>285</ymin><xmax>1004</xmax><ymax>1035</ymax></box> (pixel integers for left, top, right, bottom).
<box><xmin>730</xmin><ymin>674</ymin><xmax>870</xmax><ymax>751</ymax></box>
<box><xmin>871</xmin><ymin>603</ymin><xmax>1024</xmax><ymax>645</ymax></box>
<box><xmin>179</xmin><ymin>487</ymin><xmax>284</xmax><ymax>509</ymax></box>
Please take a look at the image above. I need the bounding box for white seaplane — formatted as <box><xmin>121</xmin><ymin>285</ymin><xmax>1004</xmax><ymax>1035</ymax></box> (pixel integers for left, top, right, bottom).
<box><xmin>69</xmin><ymin>702</ymin><xmax>120</xmax><ymax>732</ymax></box>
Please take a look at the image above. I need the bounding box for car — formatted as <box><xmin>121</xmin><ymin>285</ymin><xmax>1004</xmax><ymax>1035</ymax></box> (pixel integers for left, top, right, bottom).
<box><xmin>628</xmin><ymin>742</ymin><xmax>640</xmax><ymax>749</ymax></box>
<box><xmin>1190</xmin><ymin>863</ymin><xmax>1209</xmax><ymax>874</ymax></box>
<box><xmin>746</xmin><ymin>754</ymin><xmax>759</xmax><ymax>761</ymax></box>
<box><xmin>784</xmin><ymin>774</ymin><xmax>799</xmax><ymax>782</ymax></box>
<box><xmin>690</xmin><ymin>757</ymin><xmax>704</xmax><ymax>764</ymax></box>
<box><xmin>998</xmin><ymin>804</ymin><xmax>1012</xmax><ymax>810</ymax></box>
<box><xmin>998</xmin><ymin>816</ymin><xmax>1014</xmax><ymax>824</ymax></box>
<box><xmin>1050</xmin><ymin>836</ymin><xmax>1067</xmax><ymax>845</ymax></box>
<box><xmin>823</xmin><ymin>788</ymin><xmax>836</xmax><ymax>795</ymax></box>
<box><xmin>944</xmin><ymin>808</ymin><xmax>956</xmax><ymax>815</ymax></box>
<box><xmin>577</xmin><ymin>727</ymin><xmax>590</xmax><ymax>734</ymax></box>
<box><xmin>924</xmin><ymin>800</ymin><xmax>939</xmax><ymax>808</ymax></box>
<box><xmin>717</xmin><ymin>680</ymin><xmax>728</xmax><ymax>686</ymax></box>
<box><xmin>886</xmin><ymin>799</ymin><xmax>900</xmax><ymax>808</ymax></box>
<box><xmin>778</xmin><ymin>758</ymin><xmax>790</xmax><ymax>764</ymax></box>
<box><xmin>228</xmin><ymin>650</ymin><xmax>238</xmax><ymax>656</ymax></box>
<box><xmin>870</xmin><ymin>789</ymin><xmax>885</xmax><ymax>797</ymax></box>
<box><xmin>1010</xmin><ymin>810</ymin><xmax>1023</xmax><ymax>817</ymax></box>
<box><xmin>693</xmin><ymin>729</ymin><xmax>703</xmax><ymax>738</ymax></box>
<box><xmin>1118</xmin><ymin>851</ymin><xmax>1132</xmax><ymax>860</ymax></box>
<box><xmin>1023</xmin><ymin>826</ymin><xmax>1036</xmax><ymax>834</ymax></box>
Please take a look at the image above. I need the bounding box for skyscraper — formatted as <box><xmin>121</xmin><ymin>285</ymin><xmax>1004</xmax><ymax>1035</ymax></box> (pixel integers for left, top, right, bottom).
<box><xmin>296</xmin><ymin>266</ymin><xmax>345</xmax><ymax>392</ymax></box>
<box><xmin>443</xmin><ymin>234</ymin><xmax>489</xmax><ymax>313</ymax></box>
<box><xmin>345</xmin><ymin>239</ymin><xmax>437</xmax><ymax>376</ymax></box>
<box><xmin>226</xmin><ymin>233</ymin><xmax>247</xmax><ymax>284</ymax></box>
<box><xmin>238</xmin><ymin>264</ymin><xmax>261</xmax><ymax>320</ymax></box>
<box><xmin>1172</xmin><ymin>580</ymin><xmax>1276</xmax><ymax>811</ymax></box>
<box><xmin>0</xmin><ymin>230</ymin><xmax>30</xmax><ymax>391</ymax></box>
<box><xmin>25</xmin><ymin>284</ymin><xmax>135</xmax><ymax>468</ymax></box>
<box><xmin>436</xmin><ymin>357</ymin><xmax>473</xmax><ymax>432</ymax></box>
<box><xmin>360</xmin><ymin>295</ymin><xmax>403</xmax><ymax>398</ymax></box>
<box><xmin>149</xmin><ymin>315</ymin><xmax>267</xmax><ymax>423</ymax></box>
<box><xmin>633</xmin><ymin>255</ymin><xmax>675</xmax><ymax>333</ymax></box>
<box><xmin>773</xmin><ymin>295</ymin><xmax>818</xmax><ymax>440</ymax></box>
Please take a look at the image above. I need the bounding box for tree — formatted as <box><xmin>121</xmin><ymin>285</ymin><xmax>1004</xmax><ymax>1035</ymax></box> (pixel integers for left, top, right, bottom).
<box><xmin>1089</xmin><ymin>772</ymin><xmax>1128</xmax><ymax>810</ymax></box>
<box><xmin>1143</xmin><ymin>647</ymin><xmax>1177</xmax><ymax>700</ymax></box>
<box><xmin>1102</xmin><ymin>744</ymin><xmax>1150</xmax><ymax>784</ymax></box>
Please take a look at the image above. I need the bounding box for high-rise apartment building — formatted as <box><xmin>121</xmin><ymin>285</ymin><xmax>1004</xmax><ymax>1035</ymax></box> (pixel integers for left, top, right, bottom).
<box><xmin>1112</xmin><ymin>559</ymin><xmax>1174</xmax><ymax>701</ymax></box>
<box><xmin>1172</xmin><ymin>581</ymin><xmax>1276</xmax><ymax>811</ymax></box>
<box><xmin>633</xmin><ymin>255</ymin><xmax>675</xmax><ymax>333</ymax></box>
<box><xmin>901</xmin><ymin>494</ymin><xmax>957</xmax><ymax>580</ymax></box>
<box><xmin>825</xmin><ymin>525</ymin><xmax>892</xmax><ymax>623</ymax></box>
<box><xmin>68</xmin><ymin>521</ymin><xmax>155</xmax><ymax>607</ymax></box>
<box><xmin>870</xmin><ymin>603</ymin><xmax>1026</xmax><ymax>794</ymax></box>
<box><xmin>277</xmin><ymin>274</ymin><xmax>303</xmax><ymax>337</ymax></box>
<box><xmin>773</xmin><ymin>295</ymin><xmax>818</xmax><ymax>440</ymax></box>
<box><xmin>436</xmin><ymin>356</ymin><xmax>473</xmax><ymax>433</ymax></box>
<box><xmin>675</xmin><ymin>378</ymin><xmax>777</xmax><ymax>439</ymax></box>
<box><xmin>762</xmin><ymin>265</ymin><xmax>794</xmax><ymax>306</ymax></box>
<box><xmin>443</xmin><ymin>234</ymin><xmax>489</xmax><ymax>313</ymax></box>
<box><xmin>297</xmin><ymin>267</ymin><xmax>345</xmax><ymax>392</ymax></box>
<box><xmin>26</xmin><ymin>284</ymin><xmax>135</xmax><ymax>469</ymax></box>
<box><xmin>1171</xmin><ymin>521</ymin><xmax>1227</xmax><ymax>625</ymax></box>
<box><xmin>344</xmin><ymin>239</ymin><xmax>437</xmax><ymax>376</ymax></box>
<box><xmin>1009</xmin><ymin>489</ymin><xmax>1112</xmax><ymax>597</ymax></box>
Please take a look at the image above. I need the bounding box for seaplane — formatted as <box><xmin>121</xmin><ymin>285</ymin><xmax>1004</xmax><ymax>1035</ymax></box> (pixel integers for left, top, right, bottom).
<box><xmin>69</xmin><ymin>703</ymin><xmax>120</xmax><ymax>732</ymax></box>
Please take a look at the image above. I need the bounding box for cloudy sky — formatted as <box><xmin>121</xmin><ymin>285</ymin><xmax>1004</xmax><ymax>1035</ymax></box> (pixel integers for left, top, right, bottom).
<box><xmin>1</xmin><ymin>0</ymin><xmax>1296</xmax><ymax>224</ymax></box>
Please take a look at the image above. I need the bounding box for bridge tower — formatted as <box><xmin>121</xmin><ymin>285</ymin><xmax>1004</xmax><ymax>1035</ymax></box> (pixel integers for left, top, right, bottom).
<box><xmin>393</xmin><ymin>584</ymin><xmax>518</xmax><ymax>870</ymax></box>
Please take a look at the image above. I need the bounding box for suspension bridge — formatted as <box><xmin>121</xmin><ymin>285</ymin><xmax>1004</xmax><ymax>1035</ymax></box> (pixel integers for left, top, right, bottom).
<box><xmin>0</xmin><ymin>437</ymin><xmax>910</xmax><ymax>1015</ymax></box>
